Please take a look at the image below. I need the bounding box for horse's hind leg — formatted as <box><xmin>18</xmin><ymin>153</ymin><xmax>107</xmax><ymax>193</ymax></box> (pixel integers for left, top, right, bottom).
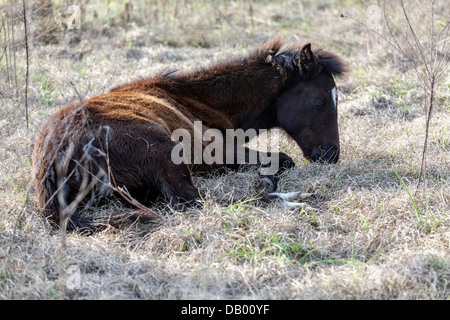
<box><xmin>100</xmin><ymin>159</ymin><xmax>200</xmax><ymax>228</ymax></box>
<box><xmin>104</xmin><ymin>122</ymin><xmax>200</xmax><ymax>214</ymax></box>
<box><xmin>158</xmin><ymin>161</ymin><xmax>201</xmax><ymax>210</ymax></box>
<box><xmin>151</xmin><ymin>140</ymin><xmax>201</xmax><ymax>210</ymax></box>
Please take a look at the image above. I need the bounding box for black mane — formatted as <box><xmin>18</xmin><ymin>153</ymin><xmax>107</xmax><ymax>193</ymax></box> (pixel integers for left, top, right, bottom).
<box><xmin>250</xmin><ymin>36</ymin><xmax>350</xmax><ymax>78</ymax></box>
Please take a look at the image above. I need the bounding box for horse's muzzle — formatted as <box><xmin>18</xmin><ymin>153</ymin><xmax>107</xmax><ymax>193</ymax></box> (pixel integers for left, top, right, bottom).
<box><xmin>309</xmin><ymin>144</ymin><xmax>340</xmax><ymax>163</ymax></box>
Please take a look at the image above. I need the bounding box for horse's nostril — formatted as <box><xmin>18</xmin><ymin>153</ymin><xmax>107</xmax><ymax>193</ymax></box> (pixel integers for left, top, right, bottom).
<box><xmin>308</xmin><ymin>145</ymin><xmax>339</xmax><ymax>163</ymax></box>
<box><xmin>320</xmin><ymin>144</ymin><xmax>339</xmax><ymax>163</ymax></box>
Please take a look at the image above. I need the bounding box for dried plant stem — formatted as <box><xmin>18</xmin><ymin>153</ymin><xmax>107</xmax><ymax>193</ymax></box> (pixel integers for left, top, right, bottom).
<box><xmin>22</xmin><ymin>0</ymin><xmax>29</xmax><ymax>128</ymax></box>
<box><xmin>10</xmin><ymin>2</ymin><xmax>18</xmax><ymax>98</ymax></box>
<box><xmin>342</xmin><ymin>0</ymin><xmax>448</xmax><ymax>187</ymax></box>
<box><xmin>1</xmin><ymin>17</ymin><xmax>11</xmax><ymax>88</ymax></box>
<box><xmin>248</xmin><ymin>0</ymin><xmax>254</xmax><ymax>33</ymax></box>
<box><xmin>418</xmin><ymin>75</ymin><xmax>435</xmax><ymax>186</ymax></box>
<box><xmin>416</xmin><ymin>0</ymin><xmax>436</xmax><ymax>187</ymax></box>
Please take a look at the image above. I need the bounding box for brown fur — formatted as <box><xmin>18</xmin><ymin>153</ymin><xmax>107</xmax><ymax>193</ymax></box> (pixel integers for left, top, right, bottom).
<box><xmin>32</xmin><ymin>37</ymin><xmax>349</xmax><ymax>231</ymax></box>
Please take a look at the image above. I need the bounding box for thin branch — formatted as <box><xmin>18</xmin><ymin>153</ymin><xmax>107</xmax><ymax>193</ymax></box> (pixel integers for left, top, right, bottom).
<box><xmin>10</xmin><ymin>2</ymin><xmax>18</xmax><ymax>98</ymax></box>
<box><xmin>433</xmin><ymin>21</ymin><xmax>450</xmax><ymax>78</ymax></box>
<box><xmin>417</xmin><ymin>74</ymin><xmax>435</xmax><ymax>186</ymax></box>
<box><xmin>22</xmin><ymin>0</ymin><xmax>30</xmax><ymax>128</ymax></box>
<box><xmin>430</xmin><ymin>0</ymin><xmax>436</xmax><ymax>74</ymax></box>
<box><xmin>344</xmin><ymin>1</ymin><xmax>448</xmax><ymax>186</ymax></box>
<box><xmin>382</xmin><ymin>1</ymin><xmax>429</xmax><ymax>89</ymax></box>
<box><xmin>400</xmin><ymin>0</ymin><xmax>432</xmax><ymax>80</ymax></box>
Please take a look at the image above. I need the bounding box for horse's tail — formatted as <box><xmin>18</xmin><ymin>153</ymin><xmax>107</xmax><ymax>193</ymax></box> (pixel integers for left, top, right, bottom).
<box><xmin>33</xmin><ymin>158</ymin><xmax>62</xmax><ymax>228</ymax></box>
<box><xmin>33</xmin><ymin>173</ymin><xmax>92</xmax><ymax>231</ymax></box>
<box><xmin>33</xmin><ymin>161</ymin><xmax>159</xmax><ymax>231</ymax></box>
<box><xmin>33</xmin><ymin>156</ymin><xmax>160</xmax><ymax>232</ymax></box>
<box><xmin>32</xmin><ymin>142</ymin><xmax>96</xmax><ymax>231</ymax></box>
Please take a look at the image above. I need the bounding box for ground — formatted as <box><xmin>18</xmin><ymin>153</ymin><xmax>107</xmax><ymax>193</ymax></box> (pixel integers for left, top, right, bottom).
<box><xmin>0</xmin><ymin>0</ymin><xmax>449</xmax><ymax>300</ymax></box>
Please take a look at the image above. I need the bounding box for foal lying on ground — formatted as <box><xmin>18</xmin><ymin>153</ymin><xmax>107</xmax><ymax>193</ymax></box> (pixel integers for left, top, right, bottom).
<box><xmin>32</xmin><ymin>37</ymin><xmax>349</xmax><ymax>231</ymax></box>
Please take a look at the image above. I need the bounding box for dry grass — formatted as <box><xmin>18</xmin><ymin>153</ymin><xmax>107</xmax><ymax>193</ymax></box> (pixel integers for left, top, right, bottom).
<box><xmin>0</xmin><ymin>0</ymin><xmax>449</xmax><ymax>300</ymax></box>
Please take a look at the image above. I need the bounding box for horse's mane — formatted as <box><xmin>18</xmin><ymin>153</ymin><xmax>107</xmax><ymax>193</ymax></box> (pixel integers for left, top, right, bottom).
<box><xmin>249</xmin><ymin>36</ymin><xmax>350</xmax><ymax>78</ymax></box>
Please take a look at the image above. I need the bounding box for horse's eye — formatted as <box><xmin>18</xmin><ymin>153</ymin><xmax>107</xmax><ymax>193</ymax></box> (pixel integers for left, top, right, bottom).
<box><xmin>309</xmin><ymin>98</ymin><xmax>324</xmax><ymax>108</ymax></box>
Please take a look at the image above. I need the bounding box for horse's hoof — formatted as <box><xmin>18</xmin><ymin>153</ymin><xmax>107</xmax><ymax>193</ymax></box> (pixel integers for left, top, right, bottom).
<box><xmin>255</xmin><ymin>176</ymin><xmax>278</xmax><ymax>194</ymax></box>
<box><xmin>268</xmin><ymin>191</ymin><xmax>317</xmax><ymax>211</ymax></box>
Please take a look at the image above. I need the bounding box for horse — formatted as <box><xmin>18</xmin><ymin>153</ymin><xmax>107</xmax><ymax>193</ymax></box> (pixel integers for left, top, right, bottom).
<box><xmin>32</xmin><ymin>37</ymin><xmax>349</xmax><ymax>231</ymax></box>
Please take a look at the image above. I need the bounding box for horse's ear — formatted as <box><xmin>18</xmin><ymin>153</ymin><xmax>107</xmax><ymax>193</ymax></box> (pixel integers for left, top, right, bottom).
<box><xmin>298</xmin><ymin>43</ymin><xmax>319</xmax><ymax>77</ymax></box>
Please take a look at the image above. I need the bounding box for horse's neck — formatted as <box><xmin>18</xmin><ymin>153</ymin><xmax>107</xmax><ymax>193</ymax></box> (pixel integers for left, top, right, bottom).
<box><xmin>168</xmin><ymin>64</ymin><xmax>284</xmax><ymax>130</ymax></box>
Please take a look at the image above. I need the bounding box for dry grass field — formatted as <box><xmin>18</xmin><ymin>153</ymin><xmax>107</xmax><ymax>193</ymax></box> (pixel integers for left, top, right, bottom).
<box><xmin>0</xmin><ymin>0</ymin><xmax>449</xmax><ymax>300</ymax></box>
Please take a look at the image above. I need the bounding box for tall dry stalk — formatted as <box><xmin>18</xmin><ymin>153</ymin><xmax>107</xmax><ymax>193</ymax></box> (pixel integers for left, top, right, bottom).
<box><xmin>342</xmin><ymin>0</ymin><xmax>449</xmax><ymax>186</ymax></box>
<box><xmin>0</xmin><ymin>17</ymin><xmax>10</xmax><ymax>90</ymax></box>
<box><xmin>21</xmin><ymin>0</ymin><xmax>30</xmax><ymax>129</ymax></box>
<box><xmin>248</xmin><ymin>0</ymin><xmax>254</xmax><ymax>34</ymax></box>
<box><xmin>9</xmin><ymin>2</ymin><xmax>18</xmax><ymax>98</ymax></box>
<box><xmin>392</xmin><ymin>0</ymin><xmax>449</xmax><ymax>186</ymax></box>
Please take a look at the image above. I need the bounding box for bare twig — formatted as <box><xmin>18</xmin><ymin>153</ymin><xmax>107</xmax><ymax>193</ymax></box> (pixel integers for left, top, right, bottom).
<box><xmin>10</xmin><ymin>2</ymin><xmax>18</xmax><ymax>98</ymax></box>
<box><xmin>342</xmin><ymin>0</ymin><xmax>449</xmax><ymax>187</ymax></box>
<box><xmin>1</xmin><ymin>17</ymin><xmax>11</xmax><ymax>88</ymax></box>
<box><xmin>400</xmin><ymin>1</ymin><xmax>432</xmax><ymax>80</ymax></box>
<box><xmin>22</xmin><ymin>0</ymin><xmax>30</xmax><ymax>129</ymax></box>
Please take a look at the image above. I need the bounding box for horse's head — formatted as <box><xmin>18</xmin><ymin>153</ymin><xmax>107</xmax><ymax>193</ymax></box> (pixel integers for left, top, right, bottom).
<box><xmin>275</xmin><ymin>43</ymin><xmax>349</xmax><ymax>163</ymax></box>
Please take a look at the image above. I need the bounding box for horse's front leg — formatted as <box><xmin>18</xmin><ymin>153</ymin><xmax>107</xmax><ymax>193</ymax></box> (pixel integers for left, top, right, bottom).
<box><xmin>255</xmin><ymin>151</ymin><xmax>295</xmax><ymax>193</ymax></box>
<box><xmin>221</xmin><ymin>145</ymin><xmax>314</xmax><ymax>209</ymax></box>
<box><xmin>221</xmin><ymin>144</ymin><xmax>294</xmax><ymax>192</ymax></box>
<box><xmin>254</xmin><ymin>152</ymin><xmax>315</xmax><ymax>210</ymax></box>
